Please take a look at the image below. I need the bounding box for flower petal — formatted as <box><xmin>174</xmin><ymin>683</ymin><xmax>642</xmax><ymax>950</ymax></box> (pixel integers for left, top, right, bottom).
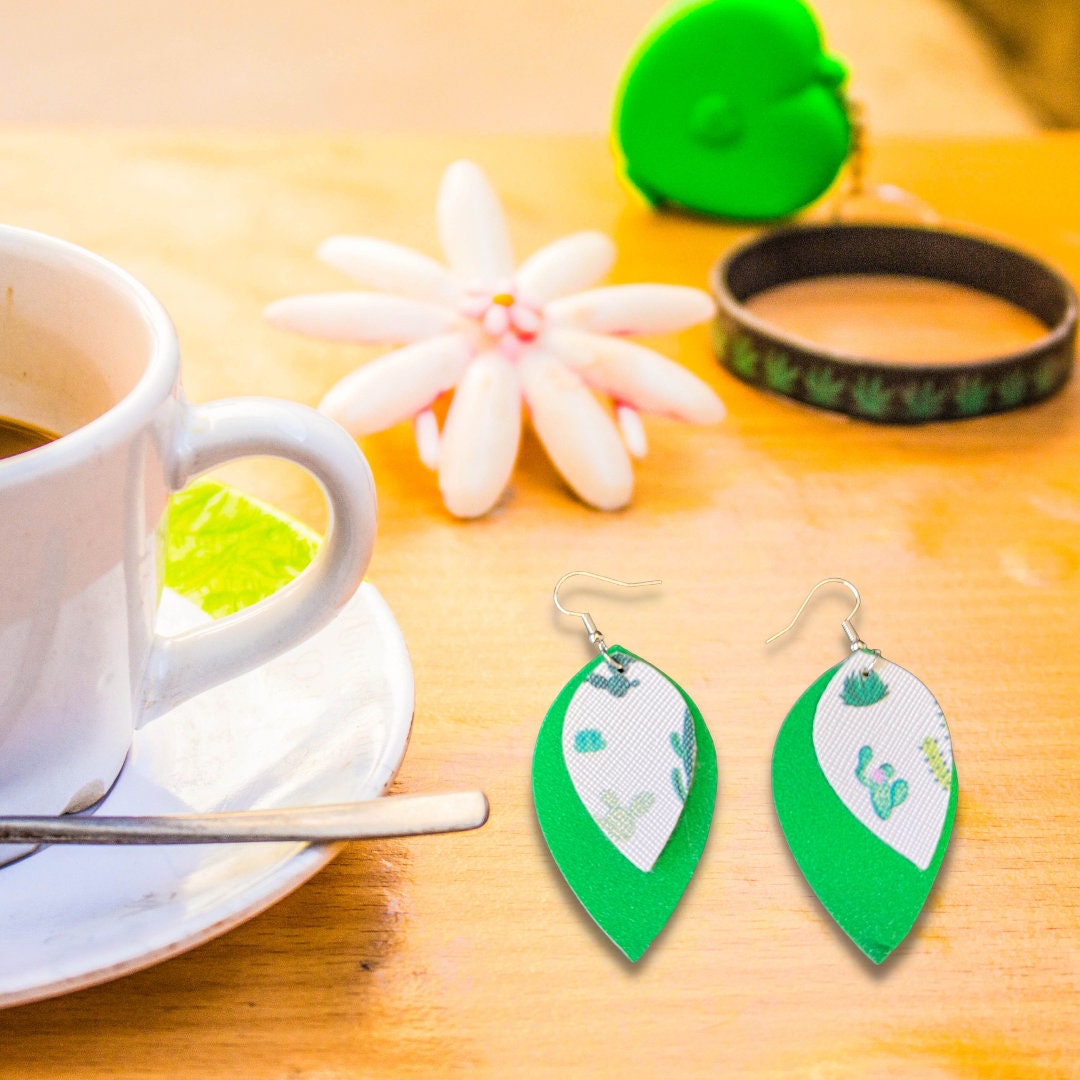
<box><xmin>265</xmin><ymin>293</ymin><xmax>458</xmax><ymax>344</ymax></box>
<box><xmin>519</xmin><ymin>348</ymin><xmax>633</xmax><ymax>512</ymax></box>
<box><xmin>414</xmin><ymin>409</ymin><xmax>441</xmax><ymax>470</ymax></box>
<box><xmin>515</xmin><ymin>231</ymin><xmax>616</xmax><ymax>305</ymax></box>
<box><xmin>318</xmin><ymin>332</ymin><xmax>472</xmax><ymax>435</ymax></box>
<box><xmin>439</xmin><ymin>350</ymin><xmax>521</xmax><ymax>518</ymax></box>
<box><xmin>483</xmin><ymin>304</ymin><xmax>511</xmax><ymax>338</ymax></box>
<box><xmin>545</xmin><ymin>285</ymin><xmax>715</xmax><ymax>335</ymax></box>
<box><xmin>616</xmin><ymin>405</ymin><xmax>647</xmax><ymax>459</ymax></box>
<box><xmin>437</xmin><ymin>160</ymin><xmax>514</xmax><ymax>283</ymax></box>
<box><xmin>545</xmin><ymin>329</ymin><xmax>725</xmax><ymax>424</ymax></box>
<box><xmin>317</xmin><ymin>236</ymin><xmax>462</xmax><ymax>306</ymax></box>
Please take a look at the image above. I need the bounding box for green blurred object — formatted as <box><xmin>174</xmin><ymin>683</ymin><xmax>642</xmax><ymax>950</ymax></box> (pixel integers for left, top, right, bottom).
<box><xmin>613</xmin><ymin>0</ymin><xmax>852</xmax><ymax>221</ymax></box>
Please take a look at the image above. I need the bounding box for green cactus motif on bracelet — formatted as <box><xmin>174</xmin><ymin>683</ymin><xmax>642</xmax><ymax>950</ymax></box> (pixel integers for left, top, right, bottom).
<box><xmin>852</xmin><ymin>375</ymin><xmax>892</xmax><ymax>418</ymax></box>
<box><xmin>764</xmin><ymin>350</ymin><xmax>799</xmax><ymax>394</ymax></box>
<box><xmin>804</xmin><ymin>366</ymin><xmax>846</xmax><ymax>408</ymax></box>
<box><xmin>998</xmin><ymin>369</ymin><xmax>1027</xmax><ymax>408</ymax></box>
<box><xmin>1033</xmin><ymin>358</ymin><xmax>1062</xmax><ymax>396</ymax></box>
<box><xmin>902</xmin><ymin>381</ymin><xmax>946</xmax><ymax>421</ymax></box>
<box><xmin>728</xmin><ymin>334</ymin><xmax>760</xmax><ymax>379</ymax></box>
<box><xmin>953</xmin><ymin>376</ymin><xmax>991</xmax><ymax>416</ymax></box>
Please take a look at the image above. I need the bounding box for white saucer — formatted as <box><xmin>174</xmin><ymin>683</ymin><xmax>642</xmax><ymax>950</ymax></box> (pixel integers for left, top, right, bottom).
<box><xmin>0</xmin><ymin>581</ymin><xmax>413</xmax><ymax>1009</ymax></box>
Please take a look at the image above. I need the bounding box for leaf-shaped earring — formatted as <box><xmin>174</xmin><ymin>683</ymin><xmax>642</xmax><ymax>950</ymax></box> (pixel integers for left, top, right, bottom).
<box><xmin>767</xmin><ymin>578</ymin><xmax>957</xmax><ymax>963</ymax></box>
<box><xmin>533</xmin><ymin>572</ymin><xmax>717</xmax><ymax>961</ymax></box>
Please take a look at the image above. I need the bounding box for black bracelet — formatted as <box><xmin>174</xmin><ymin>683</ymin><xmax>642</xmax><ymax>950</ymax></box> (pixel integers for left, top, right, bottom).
<box><xmin>710</xmin><ymin>223</ymin><xmax>1078</xmax><ymax>423</ymax></box>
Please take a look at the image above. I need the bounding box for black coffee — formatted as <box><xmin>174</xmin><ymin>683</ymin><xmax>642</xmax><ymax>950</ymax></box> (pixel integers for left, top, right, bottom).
<box><xmin>0</xmin><ymin>416</ymin><xmax>58</xmax><ymax>460</ymax></box>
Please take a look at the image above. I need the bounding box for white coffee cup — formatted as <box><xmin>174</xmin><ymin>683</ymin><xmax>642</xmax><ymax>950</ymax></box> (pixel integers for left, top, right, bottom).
<box><xmin>0</xmin><ymin>225</ymin><xmax>377</xmax><ymax>863</ymax></box>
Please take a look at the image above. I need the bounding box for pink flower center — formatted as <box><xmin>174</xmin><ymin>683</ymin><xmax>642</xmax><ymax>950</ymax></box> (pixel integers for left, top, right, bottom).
<box><xmin>459</xmin><ymin>282</ymin><xmax>544</xmax><ymax>358</ymax></box>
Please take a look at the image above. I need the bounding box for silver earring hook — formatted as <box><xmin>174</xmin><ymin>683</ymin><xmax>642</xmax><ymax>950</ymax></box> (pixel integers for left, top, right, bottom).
<box><xmin>765</xmin><ymin>577</ymin><xmax>871</xmax><ymax>653</ymax></box>
<box><xmin>553</xmin><ymin>571</ymin><xmax>661</xmax><ymax>673</ymax></box>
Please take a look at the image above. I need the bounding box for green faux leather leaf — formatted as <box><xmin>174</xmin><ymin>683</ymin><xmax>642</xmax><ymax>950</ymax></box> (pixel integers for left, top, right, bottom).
<box><xmin>533</xmin><ymin>646</ymin><xmax>716</xmax><ymax>961</ymax></box>
<box><xmin>773</xmin><ymin>660</ymin><xmax>958</xmax><ymax>963</ymax></box>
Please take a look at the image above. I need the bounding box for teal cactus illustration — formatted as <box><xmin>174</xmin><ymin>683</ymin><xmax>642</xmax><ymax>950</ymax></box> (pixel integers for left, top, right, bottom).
<box><xmin>596</xmin><ymin>790</ymin><xmax>656</xmax><ymax>843</ymax></box>
<box><xmin>804</xmin><ymin>366</ymin><xmax>846</xmax><ymax>408</ymax></box>
<box><xmin>1033</xmin><ymin>358</ymin><xmax>1062</xmax><ymax>397</ymax></box>
<box><xmin>728</xmin><ymin>334</ymin><xmax>760</xmax><ymax>379</ymax></box>
<box><xmin>855</xmin><ymin>746</ymin><xmax>909</xmax><ymax>821</ymax></box>
<box><xmin>953</xmin><ymin>376</ymin><xmax>991</xmax><ymax>417</ymax></box>
<box><xmin>587</xmin><ymin>657</ymin><xmax>639</xmax><ymax>698</ymax></box>
<box><xmin>841</xmin><ymin>668</ymin><xmax>889</xmax><ymax>707</ymax></box>
<box><xmin>852</xmin><ymin>375</ymin><xmax>892</xmax><ymax>418</ymax></box>
<box><xmin>764</xmin><ymin>350</ymin><xmax>799</xmax><ymax>394</ymax></box>
<box><xmin>574</xmin><ymin>729</ymin><xmax>607</xmax><ymax>753</ymax></box>
<box><xmin>669</xmin><ymin>707</ymin><xmax>696</xmax><ymax>803</ymax></box>
<box><xmin>921</xmin><ymin>735</ymin><xmax>952</xmax><ymax>791</ymax></box>
<box><xmin>902</xmin><ymin>381</ymin><xmax>946</xmax><ymax>421</ymax></box>
<box><xmin>998</xmin><ymin>369</ymin><xmax>1027</xmax><ymax>408</ymax></box>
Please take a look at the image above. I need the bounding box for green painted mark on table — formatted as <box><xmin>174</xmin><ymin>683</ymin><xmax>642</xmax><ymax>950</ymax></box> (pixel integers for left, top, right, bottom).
<box><xmin>165</xmin><ymin>480</ymin><xmax>318</xmax><ymax>618</ymax></box>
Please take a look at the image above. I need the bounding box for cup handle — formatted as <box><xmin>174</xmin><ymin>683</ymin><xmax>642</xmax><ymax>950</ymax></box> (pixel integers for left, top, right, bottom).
<box><xmin>136</xmin><ymin>397</ymin><xmax>377</xmax><ymax>726</ymax></box>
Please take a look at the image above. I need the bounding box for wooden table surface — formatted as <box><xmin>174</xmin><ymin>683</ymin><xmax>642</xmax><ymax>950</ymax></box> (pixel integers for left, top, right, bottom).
<box><xmin>1</xmin><ymin>131</ymin><xmax>1079</xmax><ymax>1077</ymax></box>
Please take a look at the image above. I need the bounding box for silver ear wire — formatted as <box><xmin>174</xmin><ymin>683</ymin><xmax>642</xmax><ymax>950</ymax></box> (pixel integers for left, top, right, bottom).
<box><xmin>553</xmin><ymin>571</ymin><xmax>661</xmax><ymax>673</ymax></box>
<box><xmin>766</xmin><ymin>578</ymin><xmax>878</xmax><ymax>671</ymax></box>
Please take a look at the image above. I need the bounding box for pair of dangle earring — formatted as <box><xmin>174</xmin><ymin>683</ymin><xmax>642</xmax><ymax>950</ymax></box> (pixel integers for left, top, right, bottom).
<box><xmin>533</xmin><ymin>573</ymin><xmax>956</xmax><ymax>965</ymax></box>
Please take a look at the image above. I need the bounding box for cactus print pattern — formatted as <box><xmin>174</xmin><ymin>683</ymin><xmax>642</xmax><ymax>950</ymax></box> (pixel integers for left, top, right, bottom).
<box><xmin>812</xmin><ymin>651</ymin><xmax>954</xmax><ymax>871</ymax></box>
<box><xmin>587</xmin><ymin>657</ymin><xmax>640</xmax><ymax>698</ymax></box>
<box><xmin>574</xmin><ymin>729</ymin><xmax>607</xmax><ymax>753</ymax></box>
<box><xmin>596</xmin><ymin>790</ymin><xmax>656</xmax><ymax>843</ymax></box>
<box><xmin>717</xmin><ymin>319</ymin><xmax>1070</xmax><ymax>422</ymax></box>
<box><xmin>669</xmin><ymin>707</ymin><xmax>696</xmax><ymax>803</ymax></box>
<box><xmin>855</xmin><ymin>746</ymin><xmax>909</xmax><ymax>820</ymax></box>
<box><xmin>921</xmin><ymin>735</ymin><xmax>952</xmax><ymax>791</ymax></box>
<box><xmin>561</xmin><ymin>653</ymin><xmax>699</xmax><ymax>872</ymax></box>
<box><xmin>841</xmin><ymin>668</ymin><xmax>889</xmax><ymax>707</ymax></box>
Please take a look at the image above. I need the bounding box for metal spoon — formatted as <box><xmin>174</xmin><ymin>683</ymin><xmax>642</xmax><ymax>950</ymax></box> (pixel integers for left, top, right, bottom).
<box><xmin>0</xmin><ymin>791</ymin><xmax>489</xmax><ymax>845</ymax></box>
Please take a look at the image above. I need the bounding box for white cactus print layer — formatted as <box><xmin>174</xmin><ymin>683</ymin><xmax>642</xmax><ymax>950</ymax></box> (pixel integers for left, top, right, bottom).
<box><xmin>813</xmin><ymin>652</ymin><xmax>953</xmax><ymax>871</ymax></box>
<box><xmin>562</xmin><ymin>654</ymin><xmax>694</xmax><ymax>872</ymax></box>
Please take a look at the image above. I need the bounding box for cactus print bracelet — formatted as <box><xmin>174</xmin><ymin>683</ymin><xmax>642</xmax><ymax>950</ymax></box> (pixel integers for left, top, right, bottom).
<box><xmin>710</xmin><ymin>223</ymin><xmax>1077</xmax><ymax>423</ymax></box>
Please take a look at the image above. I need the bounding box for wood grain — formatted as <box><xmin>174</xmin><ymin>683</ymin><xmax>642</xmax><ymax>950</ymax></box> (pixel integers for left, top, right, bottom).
<box><xmin>0</xmin><ymin>132</ymin><xmax>1078</xmax><ymax>1077</ymax></box>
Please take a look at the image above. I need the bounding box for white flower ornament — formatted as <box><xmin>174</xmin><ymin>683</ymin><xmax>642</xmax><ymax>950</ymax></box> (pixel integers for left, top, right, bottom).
<box><xmin>265</xmin><ymin>160</ymin><xmax>724</xmax><ymax>518</ymax></box>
